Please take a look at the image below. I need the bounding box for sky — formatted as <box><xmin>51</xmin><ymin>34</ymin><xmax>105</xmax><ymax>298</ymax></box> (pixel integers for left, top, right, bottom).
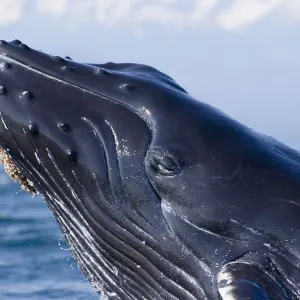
<box><xmin>0</xmin><ymin>0</ymin><xmax>300</xmax><ymax>148</ymax></box>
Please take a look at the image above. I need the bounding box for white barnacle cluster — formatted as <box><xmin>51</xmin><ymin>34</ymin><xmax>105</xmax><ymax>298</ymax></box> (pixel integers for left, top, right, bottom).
<box><xmin>0</xmin><ymin>147</ymin><xmax>36</xmax><ymax>195</ymax></box>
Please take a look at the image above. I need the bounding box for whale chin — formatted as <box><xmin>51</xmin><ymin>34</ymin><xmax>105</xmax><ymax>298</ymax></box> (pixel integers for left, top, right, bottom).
<box><xmin>0</xmin><ymin>122</ymin><xmax>211</xmax><ymax>299</ymax></box>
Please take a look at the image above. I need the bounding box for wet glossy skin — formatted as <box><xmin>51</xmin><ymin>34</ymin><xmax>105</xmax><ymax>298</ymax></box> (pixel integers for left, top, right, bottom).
<box><xmin>0</xmin><ymin>39</ymin><xmax>299</xmax><ymax>299</ymax></box>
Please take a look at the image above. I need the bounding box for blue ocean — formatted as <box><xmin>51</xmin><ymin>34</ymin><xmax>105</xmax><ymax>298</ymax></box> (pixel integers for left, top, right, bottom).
<box><xmin>0</xmin><ymin>166</ymin><xmax>99</xmax><ymax>299</ymax></box>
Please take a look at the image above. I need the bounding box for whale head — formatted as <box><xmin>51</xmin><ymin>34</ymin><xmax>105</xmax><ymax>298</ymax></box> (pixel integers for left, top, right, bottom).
<box><xmin>0</xmin><ymin>40</ymin><xmax>300</xmax><ymax>299</ymax></box>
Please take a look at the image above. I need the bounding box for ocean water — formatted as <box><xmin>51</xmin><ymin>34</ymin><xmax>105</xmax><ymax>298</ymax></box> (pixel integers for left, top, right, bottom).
<box><xmin>0</xmin><ymin>166</ymin><xmax>99</xmax><ymax>300</ymax></box>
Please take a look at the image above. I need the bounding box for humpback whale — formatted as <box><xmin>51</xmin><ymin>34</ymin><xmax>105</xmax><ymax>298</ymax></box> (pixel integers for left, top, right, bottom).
<box><xmin>0</xmin><ymin>39</ymin><xmax>299</xmax><ymax>300</ymax></box>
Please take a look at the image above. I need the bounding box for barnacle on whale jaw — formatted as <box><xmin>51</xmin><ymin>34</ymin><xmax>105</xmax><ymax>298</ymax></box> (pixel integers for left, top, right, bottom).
<box><xmin>0</xmin><ymin>148</ymin><xmax>36</xmax><ymax>195</ymax></box>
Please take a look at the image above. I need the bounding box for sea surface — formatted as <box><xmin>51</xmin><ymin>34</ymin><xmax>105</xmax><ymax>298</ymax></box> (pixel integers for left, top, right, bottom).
<box><xmin>0</xmin><ymin>166</ymin><xmax>99</xmax><ymax>300</ymax></box>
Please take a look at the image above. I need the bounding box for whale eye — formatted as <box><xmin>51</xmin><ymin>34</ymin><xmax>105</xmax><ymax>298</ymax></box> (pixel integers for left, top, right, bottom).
<box><xmin>150</xmin><ymin>154</ymin><xmax>181</xmax><ymax>176</ymax></box>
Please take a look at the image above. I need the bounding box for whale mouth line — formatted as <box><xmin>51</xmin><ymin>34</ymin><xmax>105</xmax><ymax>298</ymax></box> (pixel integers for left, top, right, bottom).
<box><xmin>0</xmin><ymin>53</ymin><xmax>142</xmax><ymax>123</ymax></box>
<box><xmin>0</xmin><ymin>52</ymin><xmax>108</xmax><ymax>100</ymax></box>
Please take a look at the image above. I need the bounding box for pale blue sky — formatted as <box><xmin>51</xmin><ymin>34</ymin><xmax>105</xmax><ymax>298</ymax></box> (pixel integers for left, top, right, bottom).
<box><xmin>0</xmin><ymin>0</ymin><xmax>300</xmax><ymax>147</ymax></box>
